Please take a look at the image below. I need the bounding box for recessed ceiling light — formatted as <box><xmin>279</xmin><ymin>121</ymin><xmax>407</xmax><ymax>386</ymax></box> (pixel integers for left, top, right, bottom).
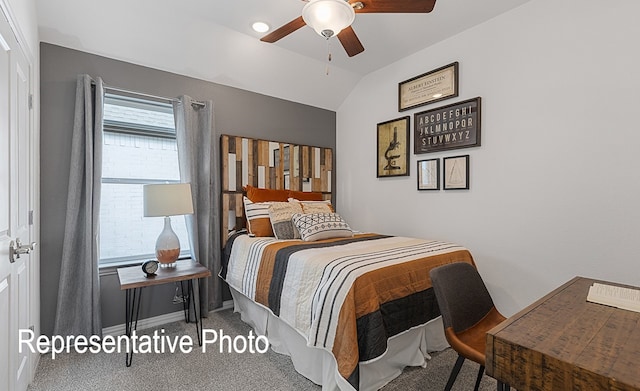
<box><xmin>252</xmin><ymin>22</ymin><xmax>270</xmax><ymax>33</ymax></box>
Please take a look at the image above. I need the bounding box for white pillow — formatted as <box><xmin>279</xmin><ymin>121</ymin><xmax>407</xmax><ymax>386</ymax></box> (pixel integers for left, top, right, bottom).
<box><xmin>243</xmin><ymin>196</ymin><xmax>274</xmax><ymax>237</ymax></box>
<box><xmin>292</xmin><ymin>212</ymin><xmax>353</xmax><ymax>242</ymax></box>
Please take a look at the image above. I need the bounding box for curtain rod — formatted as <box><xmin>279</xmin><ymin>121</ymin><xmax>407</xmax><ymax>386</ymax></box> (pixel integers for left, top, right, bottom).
<box><xmin>92</xmin><ymin>81</ymin><xmax>205</xmax><ymax>108</ymax></box>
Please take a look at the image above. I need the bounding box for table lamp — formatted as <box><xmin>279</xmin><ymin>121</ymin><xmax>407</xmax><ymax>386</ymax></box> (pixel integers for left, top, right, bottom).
<box><xmin>143</xmin><ymin>183</ymin><xmax>194</xmax><ymax>268</ymax></box>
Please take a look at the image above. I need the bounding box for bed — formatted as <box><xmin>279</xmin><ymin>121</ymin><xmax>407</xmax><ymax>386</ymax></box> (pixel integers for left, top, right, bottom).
<box><xmin>219</xmin><ymin>135</ymin><xmax>474</xmax><ymax>390</ymax></box>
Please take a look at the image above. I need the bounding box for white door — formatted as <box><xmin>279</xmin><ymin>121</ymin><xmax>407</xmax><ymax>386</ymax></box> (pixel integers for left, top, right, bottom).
<box><xmin>0</xmin><ymin>9</ymin><xmax>35</xmax><ymax>391</ymax></box>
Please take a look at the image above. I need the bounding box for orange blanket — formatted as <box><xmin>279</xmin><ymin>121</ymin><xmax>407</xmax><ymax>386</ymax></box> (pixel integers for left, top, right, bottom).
<box><xmin>223</xmin><ymin>234</ymin><xmax>475</xmax><ymax>389</ymax></box>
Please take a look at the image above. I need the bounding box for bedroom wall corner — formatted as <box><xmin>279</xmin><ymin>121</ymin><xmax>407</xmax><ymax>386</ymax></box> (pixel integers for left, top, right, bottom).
<box><xmin>336</xmin><ymin>0</ymin><xmax>640</xmax><ymax>316</ymax></box>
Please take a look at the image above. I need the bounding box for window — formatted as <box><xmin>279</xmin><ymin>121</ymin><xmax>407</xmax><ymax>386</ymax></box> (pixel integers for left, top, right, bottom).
<box><xmin>99</xmin><ymin>93</ymin><xmax>190</xmax><ymax>267</ymax></box>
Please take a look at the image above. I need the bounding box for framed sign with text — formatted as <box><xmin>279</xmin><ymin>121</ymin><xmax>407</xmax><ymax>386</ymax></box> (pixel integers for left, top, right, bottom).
<box><xmin>414</xmin><ymin>97</ymin><xmax>481</xmax><ymax>154</ymax></box>
<box><xmin>398</xmin><ymin>62</ymin><xmax>459</xmax><ymax>112</ymax></box>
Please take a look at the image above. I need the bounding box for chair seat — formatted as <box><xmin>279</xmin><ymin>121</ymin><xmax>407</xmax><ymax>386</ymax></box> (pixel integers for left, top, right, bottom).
<box><xmin>444</xmin><ymin>307</ymin><xmax>506</xmax><ymax>365</ymax></box>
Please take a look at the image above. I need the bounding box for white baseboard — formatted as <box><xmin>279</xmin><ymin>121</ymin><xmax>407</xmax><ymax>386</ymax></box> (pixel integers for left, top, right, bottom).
<box><xmin>213</xmin><ymin>299</ymin><xmax>235</xmax><ymax>313</ymax></box>
<box><xmin>102</xmin><ymin>299</ymin><xmax>234</xmax><ymax>336</ymax></box>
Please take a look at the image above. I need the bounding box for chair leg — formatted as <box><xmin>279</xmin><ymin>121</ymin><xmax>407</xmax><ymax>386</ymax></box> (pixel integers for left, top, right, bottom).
<box><xmin>497</xmin><ymin>380</ymin><xmax>510</xmax><ymax>391</ymax></box>
<box><xmin>474</xmin><ymin>365</ymin><xmax>485</xmax><ymax>391</ymax></box>
<box><xmin>444</xmin><ymin>355</ymin><xmax>465</xmax><ymax>391</ymax></box>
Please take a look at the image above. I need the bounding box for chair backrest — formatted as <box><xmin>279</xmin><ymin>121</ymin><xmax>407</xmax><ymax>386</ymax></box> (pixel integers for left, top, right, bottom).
<box><xmin>430</xmin><ymin>262</ymin><xmax>495</xmax><ymax>334</ymax></box>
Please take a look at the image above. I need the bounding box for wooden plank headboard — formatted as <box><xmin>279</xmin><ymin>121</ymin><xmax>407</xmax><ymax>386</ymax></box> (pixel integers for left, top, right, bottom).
<box><xmin>221</xmin><ymin>134</ymin><xmax>333</xmax><ymax>246</ymax></box>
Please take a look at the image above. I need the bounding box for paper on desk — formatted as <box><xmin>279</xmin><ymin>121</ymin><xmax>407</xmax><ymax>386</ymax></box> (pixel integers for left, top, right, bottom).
<box><xmin>587</xmin><ymin>282</ymin><xmax>640</xmax><ymax>313</ymax></box>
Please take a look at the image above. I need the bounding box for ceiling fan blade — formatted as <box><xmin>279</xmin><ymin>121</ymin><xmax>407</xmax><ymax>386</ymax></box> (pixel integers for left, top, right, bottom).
<box><xmin>260</xmin><ymin>16</ymin><xmax>306</xmax><ymax>43</ymax></box>
<box><xmin>352</xmin><ymin>0</ymin><xmax>437</xmax><ymax>13</ymax></box>
<box><xmin>337</xmin><ymin>26</ymin><xmax>365</xmax><ymax>57</ymax></box>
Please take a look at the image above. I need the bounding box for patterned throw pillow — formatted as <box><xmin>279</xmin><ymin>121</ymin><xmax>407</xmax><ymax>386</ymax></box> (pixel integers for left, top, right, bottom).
<box><xmin>288</xmin><ymin>198</ymin><xmax>334</xmax><ymax>214</ymax></box>
<box><xmin>292</xmin><ymin>213</ymin><xmax>353</xmax><ymax>242</ymax></box>
<box><xmin>268</xmin><ymin>202</ymin><xmax>303</xmax><ymax>240</ymax></box>
<box><xmin>243</xmin><ymin>196</ymin><xmax>274</xmax><ymax>237</ymax></box>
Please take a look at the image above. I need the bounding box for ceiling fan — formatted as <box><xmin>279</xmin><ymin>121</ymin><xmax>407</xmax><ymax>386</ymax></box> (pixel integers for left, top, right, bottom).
<box><xmin>260</xmin><ymin>0</ymin><xmax>437</xmax><ymax>57</ymax></box>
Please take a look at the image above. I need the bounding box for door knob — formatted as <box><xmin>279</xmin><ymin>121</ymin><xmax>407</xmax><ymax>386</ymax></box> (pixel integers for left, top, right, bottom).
<box><xmin>9</xmin><ymin>238</ymin><xmax>37</xmax><ymax>263</ymax></box>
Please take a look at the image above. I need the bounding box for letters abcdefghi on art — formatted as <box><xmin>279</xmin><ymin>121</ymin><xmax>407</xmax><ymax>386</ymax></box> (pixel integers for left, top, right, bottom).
<box><xmin>414</xmin><ymin>97</ymin><xmax>481</xmax><ymax>154</ymax></box>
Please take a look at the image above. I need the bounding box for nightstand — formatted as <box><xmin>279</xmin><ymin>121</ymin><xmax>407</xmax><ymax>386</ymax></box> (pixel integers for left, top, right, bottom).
<box><xmin>117</xmin><ymin>259</ymin><xmax>212</xmax><ymax>366</ymax></box>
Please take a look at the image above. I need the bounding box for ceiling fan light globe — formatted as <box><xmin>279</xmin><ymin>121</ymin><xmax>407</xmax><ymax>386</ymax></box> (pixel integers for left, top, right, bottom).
<box><xmin>302</xmin><ymin>0</ymin><xmax>355</xmax><ymax>38</ymax></box>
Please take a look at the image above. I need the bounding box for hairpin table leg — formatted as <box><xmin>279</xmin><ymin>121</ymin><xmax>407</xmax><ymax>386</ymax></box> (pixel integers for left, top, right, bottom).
<box><xmin>124</xmin><ymin>287</ymin><xmax>141</xmax><ymax>367</ymax></box>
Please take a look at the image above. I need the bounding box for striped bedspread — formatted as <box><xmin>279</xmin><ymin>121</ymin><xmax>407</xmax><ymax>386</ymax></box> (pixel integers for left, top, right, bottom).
<box><xmin>221</xmin><ymin>233</ymin><xmax>475</xmax><ymax>389</ymax></box>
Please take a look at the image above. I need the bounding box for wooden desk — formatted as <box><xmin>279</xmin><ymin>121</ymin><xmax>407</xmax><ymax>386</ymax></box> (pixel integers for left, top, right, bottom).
<box><xmin>117</xmin><ymin>260</ymin><xmax>211</xmax><ymax>366</ymax></box>
<box><xmin>486</xmin><ymin>277</ymin><xmax>640</xmax><ymax>390</ymax></box>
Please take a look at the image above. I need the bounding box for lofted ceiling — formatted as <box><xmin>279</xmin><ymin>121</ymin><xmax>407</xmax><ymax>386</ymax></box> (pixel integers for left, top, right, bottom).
<box><xmin>36</xmin><ymin>0</ymin><xmax>530</xmax><ymax>111</ymax></box>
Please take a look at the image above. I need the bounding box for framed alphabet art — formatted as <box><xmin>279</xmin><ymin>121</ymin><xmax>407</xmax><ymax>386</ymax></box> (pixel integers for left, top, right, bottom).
<box><xmin>414</xmin><ymin>97</ymin><xmax>481</xmax><ymax>154</ymax></box>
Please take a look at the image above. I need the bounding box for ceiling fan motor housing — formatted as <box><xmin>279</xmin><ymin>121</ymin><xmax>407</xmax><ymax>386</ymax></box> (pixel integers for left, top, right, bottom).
<box><xmin>321</xmin><ymin>29</ymin><xmax>334</xmax><ymax>38</ymax></box>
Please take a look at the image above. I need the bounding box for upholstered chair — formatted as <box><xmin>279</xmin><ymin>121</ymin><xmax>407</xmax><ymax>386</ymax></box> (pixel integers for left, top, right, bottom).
<box><xmin>430</xmin><ymin>262</ymin><xmax>509</xmax><ymax>391</ymax></box>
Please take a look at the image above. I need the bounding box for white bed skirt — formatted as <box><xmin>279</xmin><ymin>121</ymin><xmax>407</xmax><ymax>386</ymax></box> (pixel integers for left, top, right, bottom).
<box><xmin>229</xmin><ymin>287</ymin><xmax>449</xmax><ymax>391</ymax></box>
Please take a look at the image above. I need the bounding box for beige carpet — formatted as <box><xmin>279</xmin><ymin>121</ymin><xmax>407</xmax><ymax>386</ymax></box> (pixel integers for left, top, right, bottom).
<box><xmin>28</xmin><ymin>309</ymin><xmax>498</xmax><ymax>391</ymax></box>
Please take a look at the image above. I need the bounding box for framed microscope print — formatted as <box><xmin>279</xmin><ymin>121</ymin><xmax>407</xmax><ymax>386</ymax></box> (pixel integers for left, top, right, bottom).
<box><xmin>377</xmin><ymin>116</ymin><xmax>410</xmax><ymax>178</ymax></box>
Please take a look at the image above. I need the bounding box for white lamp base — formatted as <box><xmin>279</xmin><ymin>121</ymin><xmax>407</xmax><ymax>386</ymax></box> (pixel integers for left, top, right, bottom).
<box><xmin>156</xmin><ymin>216</ymin><xmax>180</xmax><ymax>268</ymax></box>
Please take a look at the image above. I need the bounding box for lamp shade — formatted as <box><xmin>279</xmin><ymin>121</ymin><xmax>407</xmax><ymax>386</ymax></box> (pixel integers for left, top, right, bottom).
<box><xmin>143</xmin><ymin>183</ymin><xmax>194</xmax><ymax>217</ymax></box>
<box><xmin>302</xmin><ymin>0</ymin><xmax>355</xmax><ymax>38</ymax></box>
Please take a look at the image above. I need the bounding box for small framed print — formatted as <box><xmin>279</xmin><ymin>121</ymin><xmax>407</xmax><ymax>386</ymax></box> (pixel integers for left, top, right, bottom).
<box><xmin>417</xmin><ymin>159</ymin><xmax>440</xmax><ymax>190</ymax></box>
<box><xmin>443</xmin><ymin>155</ymin><xmax>469</xmax><ymax>190</ymax></box>
<box><xmin>377</xmin><ymin>116</ymin><xmax>410</xmax><ymax>178</ymax></box>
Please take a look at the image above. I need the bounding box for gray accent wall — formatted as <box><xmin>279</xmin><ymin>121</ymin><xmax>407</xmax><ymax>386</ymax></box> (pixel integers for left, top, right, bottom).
<box><xmin>40</xmin><ymin>43</ymin><xmax>336</xmax><ymax>337</ymax></box>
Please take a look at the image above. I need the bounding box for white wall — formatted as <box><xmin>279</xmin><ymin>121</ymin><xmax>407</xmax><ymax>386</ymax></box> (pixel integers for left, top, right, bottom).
<box><xmin>35</xmin><ymin>0</ymin><xmax>361</xmax><ymax>111</ymax></box>
<box><xmin>2</xmin><ymin>0</ymin><xmax>37</xmax><ymax>58</ymax></box>
<box><xmin>336</xmin><ymin>0</ymin><xmax>640</xmax><ymax>315</ymax></box>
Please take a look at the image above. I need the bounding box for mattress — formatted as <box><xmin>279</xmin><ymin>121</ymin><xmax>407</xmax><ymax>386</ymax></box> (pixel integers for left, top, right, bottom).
<box><xmin>221</xmin><ymin>233</ymin><xmax>475</xmax><ymax>390</ymax></box>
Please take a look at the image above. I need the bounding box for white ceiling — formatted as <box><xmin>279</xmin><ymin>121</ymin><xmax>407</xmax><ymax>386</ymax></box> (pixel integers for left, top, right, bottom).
<box><xmin>36</xmin><ymin>0</ymin><xmax>530</xmax><ymax>110</ymax></box>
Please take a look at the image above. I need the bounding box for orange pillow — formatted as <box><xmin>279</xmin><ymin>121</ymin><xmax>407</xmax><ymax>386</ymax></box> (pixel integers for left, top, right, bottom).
<box><xmin>288</xmin><ymin>190</ymin><xmax>324</xmax><ymax>201</ymax></box>
<box><xmin>243</xmin><ymin>197</ymin><xmax>275</xmax><ymax>237</ymax></box>
<box><xmin>245</xmin><ymin>185</ymin><xmax>289</xmax><ymax>202</ymax></box>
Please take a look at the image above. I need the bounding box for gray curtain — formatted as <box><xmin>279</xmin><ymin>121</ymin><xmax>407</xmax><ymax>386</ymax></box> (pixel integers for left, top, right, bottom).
<box><xmin>173</xmin><ymin>96</ymin><xmax>222</xmax><ymax>315</ymax></box>
<box><xmin>54</xmin><ymin>74</ymin><xmax>104</xmax><ymax>338</ymax></box>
